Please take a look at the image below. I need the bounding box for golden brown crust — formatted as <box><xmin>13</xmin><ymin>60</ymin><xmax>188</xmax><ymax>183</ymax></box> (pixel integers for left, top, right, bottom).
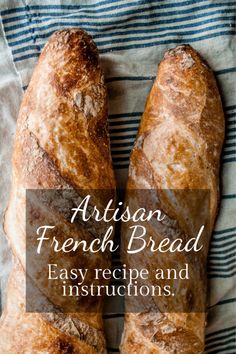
<box><xmin>13</xmin><ymin>28</ymin><xmax>115</xmax><ymax>191</ymax></box>
<box><xmin>1</xmin><ymin>29</ymin><xmax>116</xmax><ymax>353</ymax></box>
<box><xmin>120</xmin><ymin>45</ymin><xmax>224</xmax><ymax>353</ymax></box>
<box><xmin>1</xmin><ymin>263</ymin><xmax>103</xmax><ymax>354</ymax></box>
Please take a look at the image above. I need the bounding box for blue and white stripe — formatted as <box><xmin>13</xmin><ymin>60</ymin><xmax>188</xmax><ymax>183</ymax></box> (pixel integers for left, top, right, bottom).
<box><xmin>206</xmin><ymin>326</ymin><xmax>236</xmax><ymax>353</ymax></box>
<box><xmin>208</xmin><ymin>227</ymin><xmax>236</xmax><ymax>278</ymax></box>
<box><xmin>0</xmin><ymin>1</ymin><xmax>235</xmax><ymax>353</ymax></box>
<box><xmin>1</xmin><ymin>1</ymin><xmax>235</xmax><ymax>65</ymax></box>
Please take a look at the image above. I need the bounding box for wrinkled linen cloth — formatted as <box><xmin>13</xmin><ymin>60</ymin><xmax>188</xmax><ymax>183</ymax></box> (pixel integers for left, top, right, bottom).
<box><xmin>0</xmin><ymin>0</ymin><xmax>235</xmax><ymax>352</ymax></box>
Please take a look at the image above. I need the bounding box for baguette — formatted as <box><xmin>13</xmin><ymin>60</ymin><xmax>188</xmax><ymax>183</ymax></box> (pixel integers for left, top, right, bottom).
<box><xmin>120</xmin><ymin>45</ymin><xmax>224</xmax><ymax>353</ymax></box>
<box><xmin>1</xmin><ymin>29</ymin><xmax>116</xmax><ymax>353</ymax></box>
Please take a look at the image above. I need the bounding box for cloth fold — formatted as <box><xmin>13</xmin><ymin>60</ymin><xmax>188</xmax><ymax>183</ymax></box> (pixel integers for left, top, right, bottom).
<box><xmin>0</xmin><ymin>1</ymin><xmax>235</xmax><ymax>352</ymax></box>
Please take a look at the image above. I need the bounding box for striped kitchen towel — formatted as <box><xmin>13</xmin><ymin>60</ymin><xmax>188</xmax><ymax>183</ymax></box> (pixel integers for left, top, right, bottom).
<box><xmin>0</xmin><ymin>0</ymin><xmax>235</xmax><ymax>353</ymax></box>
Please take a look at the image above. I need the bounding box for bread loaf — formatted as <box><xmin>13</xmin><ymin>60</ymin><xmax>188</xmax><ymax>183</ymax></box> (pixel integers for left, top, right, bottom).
<box><xmin>1</xmin><ymin>29</ymin><xmax>116</xmax><ymax>353</ymax></box>
<box><xmin>120</xmin><ymin>45</ymin><xmax>224</xmax><ymax>353</ymax></box>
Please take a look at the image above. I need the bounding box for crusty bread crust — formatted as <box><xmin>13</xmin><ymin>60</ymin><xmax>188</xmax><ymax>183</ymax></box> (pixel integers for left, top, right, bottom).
<box><xmin>120</xmin><ymin>45</ymin><xmax>225</xmax><ymax>354</ymax></box>
<box><xmin>1</xmin><ymin>29</ymin><xmax>116</xmax><ymax>353</ymax></box>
